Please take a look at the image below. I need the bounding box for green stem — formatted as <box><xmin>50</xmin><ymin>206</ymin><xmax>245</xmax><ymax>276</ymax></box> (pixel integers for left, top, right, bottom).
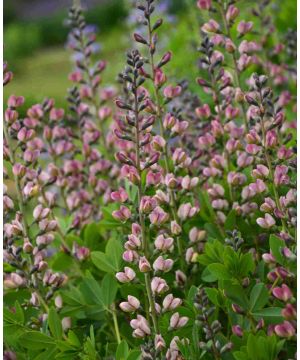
<box><xmin>111</xmin><ymin>305</ymin><xmax>121</xmax><ymax>344</ymax></box>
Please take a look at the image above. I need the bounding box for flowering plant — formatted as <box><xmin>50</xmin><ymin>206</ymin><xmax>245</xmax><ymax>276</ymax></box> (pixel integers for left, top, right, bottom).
<box><xmin>3</xmin><ymin>0</ymin><xmax>296</xmax><ymax>359</ymax></box>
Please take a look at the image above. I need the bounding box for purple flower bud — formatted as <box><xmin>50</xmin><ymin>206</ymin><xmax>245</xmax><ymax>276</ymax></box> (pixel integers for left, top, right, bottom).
<box><xmin>175</xmin><ymin>270</ymin><xmax>187</xmax><ymax>286</ymax></box>
<box><xmin>155</xmin><ymin>334</ymin><xmax>166</xmax><ymax>351</ymax></box>
<box><xmin>232</xmin><ymin>325</ymin><xmax>243</xmax><ymax>337</ymax></box>
<box><xmin>281</xmin><ymin>304</ymin><xmax>296</xmax><ymax>320</ymax></box>
<box><xmin>252</xmin><ymin>164</ymin><xmax>269</xmax><ymax>179</ymax></box>
<box><xmin>197</xmin><ymin>0</ymin><xmax>211</xmax><ymax>10</ymax></box>
<box><xmin>226</xmin><ymin>5</ymin><xmax>240</xmax><ymax>22</ymax></box>
<box><xmin>5</xmin><ymin>109</ymin><xmax>18</xmax><ymax>123</ymax></box>
<box><xmin>165</xmin><ymin>173</ymin><xmax>178</xmax><ymax>189</ymax></box>
<box><xmin>171</xmin><ymin>220</ymin><xmax>182</xmax><ymax>235</ymax></box>
<box><xmin>232</xmin><ymin>304</ymin><xmax>244</xmax><ymax>314</ymax></box>
<box><xmin>139</xmin><ymin>256</ymin><xmax>151</xmax><ymax>272</ymax></box>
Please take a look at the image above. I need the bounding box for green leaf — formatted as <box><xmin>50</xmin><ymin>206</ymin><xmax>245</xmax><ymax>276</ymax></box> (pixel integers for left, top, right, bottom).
<box><xmin>239</xmin><ymin>253</ymin><xmax>255</xmax><ymax>277</ymax></box>
<box><xmin>18</xmin><ymin>331</ymin><xmax>55</xmax><ymax>349</ymax></box>
<box><xmin>84</xmin><ymin>223</ymin><xmax>103</xmax><ymax>250</ymax></box>
<box><xmin>252</xmin><ymin>307</ymin><xmax>284</xmax><ymax>324</ymax></box>
<box><xmin>126</xmin><ymin>350</ymin><xmax>141</xmax><ymax>360</ymax></box>
<box><xmin>14</xmin><ymin>301</ymin><xmax>24</xmax><ymax>324</ymax></box>
<box><xmin>205</xmin><ymin>288</ymin><xmax>221</xmax><ymax>307</ymax></box>
<box><xmin>201</xmin><ymin>267</ymin><xmax>218</xmax><ymax>282</ymax></box>
<box><xmin>100</xmin><ymin>274</ymin><xmax>118</xmax><ymax>308</ymax></box>
<box><xmin>48</xmin><ymin>307</ymin><xmax>63</xmax><ymax>339</ymax></box>
<box><xmin>207</xmin><ymin>263</ymin><xmax>231</xmax><ymax>280</ymax></box>
<box><xmin>116</xmin><ymin>340</ymin><xmax>129</xmax><ymax>360</ymax></box>
<box><xmin>269</xmin><ymin>235</ymin><xmax>285</xmax><ymax>265</ymax></box>
<box><xmin>222</xmin><ymin>281</ymin><xmax>249</xmax><ymax>309</ymax></box>
<box><xmin>249</xmin><ymin>283</ymin><xmax>269</xmax><ymax>312</ymax></box>
<box><xmin>224</xmin><ymin>209</ymin><xmax>237</xmax><ymax>230</ymax></box>
<box><xmin>91</xmin><ymin>251</ymin><xmax>115</xmax><ymax>273</ymax></box>
<box><xmin>33</xmin><ymin>346</ymin><xmax>57</xmax><ymax>360</ymax></box>
<box><xmin>91</xmin><ymin>237</ymin><xmax>123</xmax><ymax>274</ymax></box>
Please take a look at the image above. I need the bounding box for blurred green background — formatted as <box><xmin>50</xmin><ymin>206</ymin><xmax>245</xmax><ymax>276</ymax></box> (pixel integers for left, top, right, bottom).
<box><xmin>4</xmin><ymin>0</ymin><xmax>297</xmax><ymax>109</ymax></box>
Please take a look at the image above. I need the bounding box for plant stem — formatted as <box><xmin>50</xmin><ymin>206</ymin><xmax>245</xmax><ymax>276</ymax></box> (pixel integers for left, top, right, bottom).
<box><xmin>111</xmin><ymin>304</ymin><xmax>121</xmax><ymax>344</ymax></box>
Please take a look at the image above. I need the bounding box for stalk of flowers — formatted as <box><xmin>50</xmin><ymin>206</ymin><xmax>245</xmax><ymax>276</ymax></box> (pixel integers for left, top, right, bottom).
<box><xmin>131</xmin><ymin>0</ymin><xmax>200</xmax><ymax>265</ymax></box>
<box><xmin>244</xmin><ymin>73</ymin><xmax>296</xmax><ymax>237</ymax></box>
<box><xmin>3</xmin><ymin>74</ymin><xmax>68</xmax><ymax>319</ymax></box>
<box><xmin>194</xmin><ymin>287</ymin><xmax>233</xmax><ymax>359</ymax></box>
<box><xmin>114</xmin><ymin>49</ymin><xmax>189</xmax><ymax>355</ymax></box>
<box><xmin>67</xmin><ymin>1</ymin><xmax>114</xmax><ymax>150</ymax></box>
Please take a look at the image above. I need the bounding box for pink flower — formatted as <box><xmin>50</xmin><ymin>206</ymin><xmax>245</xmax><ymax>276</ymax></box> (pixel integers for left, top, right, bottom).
<box><xmin>50</xmin><ymin>108</ymin><xmax>65</xmax><ymax>121</ymax></box>
<box><xmin>201</xmin><ymin>19</ymin><xmax>220</xmax><ymax>33</ymax></box>
<box><xmin>119</xmin><ymin>295</ymin><xmax>140</xmax><ymax>312</ymax></box>
<box><xmin>138</xmin><ymin>256</ymin><xmax>151</xmax><ymax>272</ymax></box>
<box><xmin>177</xmin><ymin>203</ymin><xmax>198</xmax><ymax>221</ymax></box>
<box><xmin>116</xmin><ymin>267</ymin><xmax>136</xmax><ymax>283</ymax></box>
<box><xmin>111</xmin><ymin>187</ymin><xmax>128</xmax><ymax>203</ymax></box>
<box><xmin>169</xmin><ymin>312</ymin><xmax>188</xmax><ymax>330</ymax></box>
<box><xmin>197</xmin><ymin>0</ymin><xmax>211</xmax><ymax>10</ymax></box>
<box><xmin>112</xmin><ymin>206</ymin><xmax>131</xmax><ymax>222</ymax></box>
<box><xmin>163</xmin><ymin>85</ymin><xmax>182</xmax><ymax>98</ymax></box>
<box><xmin>226</xmin><ymin>5</ymin><xmax>240</xmax><ymax>22</ymax></box>
<box><xmin>151</xmin><ymin>277</ymin><xmax>169</xmax><ymax>294</ymax></box>
<box><xmin>232</xmin><ymin>325</ymin><xmax>243</xmax><ymax>337</ymax></box>
<box><xmin>274</xmin><ymin>321</ymin><xmax>295</xmax><ymax>338</ymax></box>
<box><xmin>163</xmin><ymin>294</ymin><xmax>182</xmax><ymax>312</ymax></box>
<box><xmin>274</xmin><ymin>165</ymin><xmax>289</xmax><ymax>186</ymax></box>
<box><xmin>272</xmin><ymin>284</ymin><xmax>293</xmax><ymax>302</ymax></box>
<box><xmin>140</xmin><ymin>196</ymin><xmax>157</xmax><ymax>214</ymax></box>
<box><xmin>237</xmin><ymin>21</ymin><xmax>253</xmax><ymax>35</ymax></box>
<box><xmin>149</xmin><ymin>206</ymin><xmax>169</xmax><ymax>226</ymax></box>
<box><xmin>256</xmin><ymin>214</ymin><xmax>276</xmax><ymax>229</ymax></box>
<box><xmin>252</xmin><ymin>164</ymin><xmax>269</xmax><ymax>179</ymax></box>
<box><xmin>7</xmin><ymin>95</ymin><xmax>25</xmax><ymax>108</ymax></box>
<box><xmin>155</xmin><ymin>334</ymin><xmax>166</xmax><ymax>351</ymax></box>
<box><xmin>153</xmin><ymin>256</ymin><xmax>174</xmax><ymax>272</ymax></box>
<box><xmin>195</xmin><ymin>104</ymin><xmax>211</xmax><ymax>119</ymax></box>
<box><xmin>154</xmin><ymin>234</ymin><xmax>174</xmax><ymax>251</ymax></box>
<box><xmin>265</xmin><ymin>130</ymin><xmax>278</xmax><ymax>148</ymax></box>
<box><xmin>130</xmin><ymin>315</ymin><xmax>151</xmax><ymax>338</ymax></box>
<box><xmin>281</xmin><ymin>304</ymin><xmax>296</xmax><ymax>320</ymax></box>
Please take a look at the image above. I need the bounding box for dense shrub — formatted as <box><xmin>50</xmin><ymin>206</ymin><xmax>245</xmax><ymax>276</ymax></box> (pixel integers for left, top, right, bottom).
<box><xmin>3</xmin><ymin>0</ymin><xmax>296</xmax><ymax>359</ymax></box>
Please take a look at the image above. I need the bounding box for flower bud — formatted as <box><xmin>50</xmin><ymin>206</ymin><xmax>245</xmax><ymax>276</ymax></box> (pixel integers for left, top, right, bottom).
<box><xmin>139</xmin><ymin>256</ymin><xmax>151</xmax><ymax>272</ymax></box>
<box><xmin>119</xmin><ymin>295</ymin><xmax>140</xmax><ymax>312</ymax></box>
<box><xmin>169</xmin><ymin>312</ymin><xmax>188</xmax><ymax>330</ymax></box>
<box><xmin>116</xmin><ymin>267</ymin><xmax>136</xmax><ymax>283</ymax></box>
